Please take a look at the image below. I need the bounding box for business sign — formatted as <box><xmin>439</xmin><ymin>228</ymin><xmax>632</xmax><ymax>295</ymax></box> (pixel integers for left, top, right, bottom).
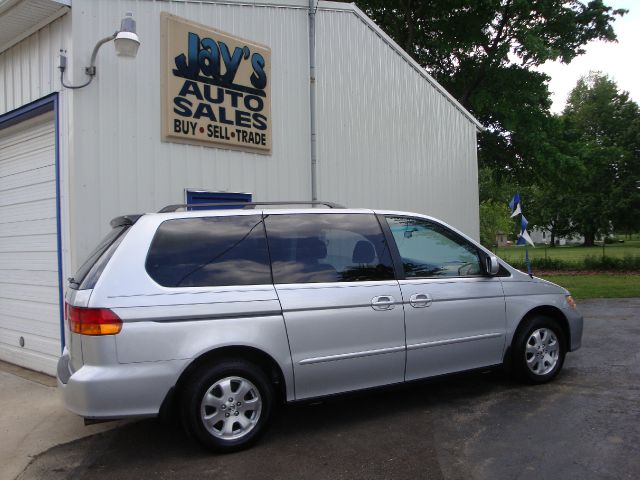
<box><xmin>161</xmin><ymin>13</ymin><xmax>272</xmax><ymax>154</ymax></box>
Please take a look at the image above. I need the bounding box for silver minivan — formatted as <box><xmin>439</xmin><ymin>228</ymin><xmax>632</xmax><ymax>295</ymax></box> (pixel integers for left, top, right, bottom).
<box><xmin>57</xmin><ymin>202</ymin><xmax>583</xmax><ymax>451</ymax></box>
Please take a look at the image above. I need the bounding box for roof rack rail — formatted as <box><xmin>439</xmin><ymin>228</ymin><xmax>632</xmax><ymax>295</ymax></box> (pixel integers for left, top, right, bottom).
<box><xmin>158</xmin><ymin>201</ymin><xmax>345</xmax><ymax>213</ymax></box>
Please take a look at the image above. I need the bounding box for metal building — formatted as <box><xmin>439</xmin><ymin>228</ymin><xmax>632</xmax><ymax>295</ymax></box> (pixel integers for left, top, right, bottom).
<box><xmin>0</xmin><ymin>0</ymin><xmax>482</xmax><ymax>375</ymax></box>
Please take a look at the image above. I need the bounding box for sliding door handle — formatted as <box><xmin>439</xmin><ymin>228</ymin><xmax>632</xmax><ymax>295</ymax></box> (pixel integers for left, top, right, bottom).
<box><xmin>409</xmin><ymin>293</ymin><xmax>432</xmax><ymax>308</ymax></box>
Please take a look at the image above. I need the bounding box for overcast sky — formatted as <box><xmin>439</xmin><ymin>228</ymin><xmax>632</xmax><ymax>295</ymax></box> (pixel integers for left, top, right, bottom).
<box><xmin>538</xmin><ymin>0</ymin><xmax>639</xmax><ymax>113</ymax></box>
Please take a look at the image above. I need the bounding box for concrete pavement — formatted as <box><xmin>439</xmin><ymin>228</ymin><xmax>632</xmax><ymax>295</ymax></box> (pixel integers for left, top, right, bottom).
<box><xmin>0</xmin><ymin>362</ymin><xmax>125</xmax><ymax>480</ymax></box>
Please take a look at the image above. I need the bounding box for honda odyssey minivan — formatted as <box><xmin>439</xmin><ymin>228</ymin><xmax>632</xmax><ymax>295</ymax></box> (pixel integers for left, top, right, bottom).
<box><xmin>57</xmin><ymin>201</ymin><xmax>583</xmax><ymax>451</ymax></box>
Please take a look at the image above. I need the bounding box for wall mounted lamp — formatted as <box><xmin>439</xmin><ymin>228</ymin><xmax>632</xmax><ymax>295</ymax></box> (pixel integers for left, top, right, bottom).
<box><xmin>59</xmin><ymin>12</ymin><xmax>140</xmax><ymax>89</ymax></box>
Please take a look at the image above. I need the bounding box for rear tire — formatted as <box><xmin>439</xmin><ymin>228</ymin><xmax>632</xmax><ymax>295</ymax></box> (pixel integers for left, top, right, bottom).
<box><xmin>512</xmin><ymin>315</ymin><xmax>566</xmax><ymax>384</ymax></box>
<box><xmin>181</xmin><ymin>359</ymin><xmax>273</xmax><ymax>452</ymax></box>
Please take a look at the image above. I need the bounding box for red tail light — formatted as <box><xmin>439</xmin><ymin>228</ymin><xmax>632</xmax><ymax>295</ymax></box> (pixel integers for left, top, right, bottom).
<box><xmin>66</xmin><ymin>303</ymin><xmax>122</xmax><ymax>336</ymax></box>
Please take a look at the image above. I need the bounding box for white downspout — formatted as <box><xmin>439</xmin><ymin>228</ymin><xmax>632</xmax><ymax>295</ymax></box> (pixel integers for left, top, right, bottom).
<box><xmin>309</xmin><ymin>0</ymin><xmax>318</xmax><ymax>202</ymax></box>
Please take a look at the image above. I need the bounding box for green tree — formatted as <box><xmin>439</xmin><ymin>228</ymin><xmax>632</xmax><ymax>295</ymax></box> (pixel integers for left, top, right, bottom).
<box><xmin>479</xmin><ymin>200</ymin><xmax>513</xmax><ymax>248</ymax></box>
<box><xmin>521</xmin><ymin>115</ymin><xmax>582</xmax><ymax>246</ymax></box>
<box><xmin>479</xmin><ymin>154</ymin><xmax>574</xmax><ymax>247</ymax></box>
<box><xmin>559</xmin><ymin>73</ymin><xmax>640</xmax><ymax>245</ymax></box>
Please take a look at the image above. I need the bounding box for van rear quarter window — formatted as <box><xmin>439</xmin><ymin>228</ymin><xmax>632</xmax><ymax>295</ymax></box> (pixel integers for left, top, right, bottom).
<box><xmin>146</xmin><ymin>215</ymin><xmax>271</xmax><ymax>287</ymax></box>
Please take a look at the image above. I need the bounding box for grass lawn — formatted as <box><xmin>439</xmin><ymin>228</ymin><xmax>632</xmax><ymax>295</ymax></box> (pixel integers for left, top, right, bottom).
<box><xmin>540</xmin><ymin>274</ymin><xmax>640</xmax><ymax>300</ymax></box>
<box><xmin>495</xmin><ymin>238</ymin><xmax>640</xmax><ymax>264</ymax></box>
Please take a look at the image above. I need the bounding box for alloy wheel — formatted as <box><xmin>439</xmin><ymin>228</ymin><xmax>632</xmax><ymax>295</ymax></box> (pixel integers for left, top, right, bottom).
<box><xmin>200</xmin><ymin>376</ymin><xmax>262</xmax><ymax>440</ymax></box>
<box><xmin>525</xmin><ymin>328</ymin><xmax>560</xmax><ymax>376</ymax></box>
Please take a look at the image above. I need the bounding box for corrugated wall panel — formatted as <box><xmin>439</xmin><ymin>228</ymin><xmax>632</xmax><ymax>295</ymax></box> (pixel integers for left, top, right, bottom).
<box><xmin>315</xmin><ymin>8</ymin><xmax>480</xmax><ymax>239</ymax></box>
<box><xmin>70</xmin><ymin>0</ymin><xmax>312</xmax><ymax>264</ymax></box>
<box><xmin>0</xmin><ymin>13</ymin><xmax>70</xmax><ymax>115</ymax></box>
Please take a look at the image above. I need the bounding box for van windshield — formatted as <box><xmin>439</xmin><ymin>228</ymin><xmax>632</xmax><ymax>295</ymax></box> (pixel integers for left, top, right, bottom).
<box><xmin>70</xmin><ymin>226</ymin><xmax>128</xmax><ymax>289</ymax></box>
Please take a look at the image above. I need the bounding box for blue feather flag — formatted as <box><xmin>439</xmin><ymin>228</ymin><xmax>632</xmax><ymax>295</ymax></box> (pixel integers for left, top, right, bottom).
<box><xmin>509</xmin><ymin>193</ymin><xmax>534</xmax><ymax>277</ymax></box>
<box><xmin>509</xmin><ymin>192</ymin><xmax>522</xmax><ymax>218</ymax></box>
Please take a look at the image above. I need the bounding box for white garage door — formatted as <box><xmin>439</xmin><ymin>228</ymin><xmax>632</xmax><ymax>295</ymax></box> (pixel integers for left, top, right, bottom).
<box><xmin>0</xmin><ymin>112</ymin><xmax>61</xmax><ymax>375</ymax></box>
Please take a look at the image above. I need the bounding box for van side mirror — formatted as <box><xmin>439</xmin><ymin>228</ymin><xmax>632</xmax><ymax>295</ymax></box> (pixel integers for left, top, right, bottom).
<box><xmin>485</xmin><ymin>255</ymin><xmax>500</xmax><ymax>276</ymax></box>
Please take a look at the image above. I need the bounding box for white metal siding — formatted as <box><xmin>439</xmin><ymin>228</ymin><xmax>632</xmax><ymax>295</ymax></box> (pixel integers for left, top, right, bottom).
<box><xmin>0</xmin><ymin>112</ymin><xmax>60</xmax><ymax>375</ymax></box>
<box><xmin>0</xmin><ymin>13</ymin><xmax>70</xmax><ymax>115</ymax></box>
<box><xmin>315</xmin><ymin>8</ymin><xmax>480</xmax><ymax>239</ymax></box>
<box><xmin>70</xmin><ymin>0</ymin><xmax>312</xmax><ymax>265</ymax></box>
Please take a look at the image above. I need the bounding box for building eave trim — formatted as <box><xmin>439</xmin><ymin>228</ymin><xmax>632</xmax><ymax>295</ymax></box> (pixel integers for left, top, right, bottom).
<box><xmin>0</xmin><ymin>5</ymin><xmax>69</xmax><ymax>54</ymax></box>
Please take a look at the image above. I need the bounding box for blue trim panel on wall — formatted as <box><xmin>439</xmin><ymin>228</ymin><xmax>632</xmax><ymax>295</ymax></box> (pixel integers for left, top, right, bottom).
<box><xmin>0</xmin><ymin>93</ymin><xmax>65</xmax><ymax>351</ymax></box>
<box><xmin>186</xmin><ymin>190</ymin><xmax>253</xmax><ymax>210</ymax></box>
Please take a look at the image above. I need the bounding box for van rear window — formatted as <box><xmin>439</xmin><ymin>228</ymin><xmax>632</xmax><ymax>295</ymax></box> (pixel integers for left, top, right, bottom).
<box><xmin>71</xmin><ymin>226</ymin><xmax>128</xmax><ymax>289</ymax></box>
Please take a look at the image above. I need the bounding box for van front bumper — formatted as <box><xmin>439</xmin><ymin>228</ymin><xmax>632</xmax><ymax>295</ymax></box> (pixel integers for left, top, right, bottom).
<box><xmin>57</xmin><ymin>349</ymin><xmax>188</xmax><ymax>419</ymax></box>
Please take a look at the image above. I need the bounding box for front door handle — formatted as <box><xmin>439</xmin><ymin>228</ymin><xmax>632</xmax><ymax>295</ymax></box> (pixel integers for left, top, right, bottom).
<box><xmin>371</xmin><ymin>295</ymin><xmax>395</xmax><ymax>311</ymax></box>
<box><xmin>409</xmin><ymin>293</ymin><xmax>432</xmax><ymax>308</ymax></box>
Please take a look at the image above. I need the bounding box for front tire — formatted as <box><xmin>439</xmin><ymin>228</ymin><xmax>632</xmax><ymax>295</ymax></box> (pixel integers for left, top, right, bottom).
<box><xmin>181</xmin><ymin>360</ymin><xmax>273</xmax><ymax>452</ymax></box>
<box><xmin>512</xmin><ymin>315</ymin><xmax>566</xmax><ymax>384</ymax></box>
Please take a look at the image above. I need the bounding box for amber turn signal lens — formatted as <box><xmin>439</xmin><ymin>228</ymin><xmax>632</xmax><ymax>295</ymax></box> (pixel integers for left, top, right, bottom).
<box><xmin>66</xmin><ymin>304</ymin><xmax>122</xmax><ymax>335</ymax></box>
<box><xmin>566</xmin><ymin>295</ymin><xmax>577</xmax><ymax>309</ymax></box>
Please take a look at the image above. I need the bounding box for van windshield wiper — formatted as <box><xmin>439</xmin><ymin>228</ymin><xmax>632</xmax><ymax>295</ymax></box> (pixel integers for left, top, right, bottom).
<box><xmin>68</xmin><ymin>277</ymin><xmax>80</xmax><ymax>287</ymax></box>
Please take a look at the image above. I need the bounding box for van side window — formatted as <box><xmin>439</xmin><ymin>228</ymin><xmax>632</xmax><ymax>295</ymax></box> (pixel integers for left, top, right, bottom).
<box><xmin>386</xmin><ymin>216</ymin><xmax>482</xmax><ymax>278</ymax></box>
<box><xmin>146</xmin><ymin>215</ymin><xmax>271</xmax><ymax>287</ymax></box>
<box><xmin>264</xmin><ymin>213</ymin><xmax>395</xmax><ymax>284</ymax></box>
